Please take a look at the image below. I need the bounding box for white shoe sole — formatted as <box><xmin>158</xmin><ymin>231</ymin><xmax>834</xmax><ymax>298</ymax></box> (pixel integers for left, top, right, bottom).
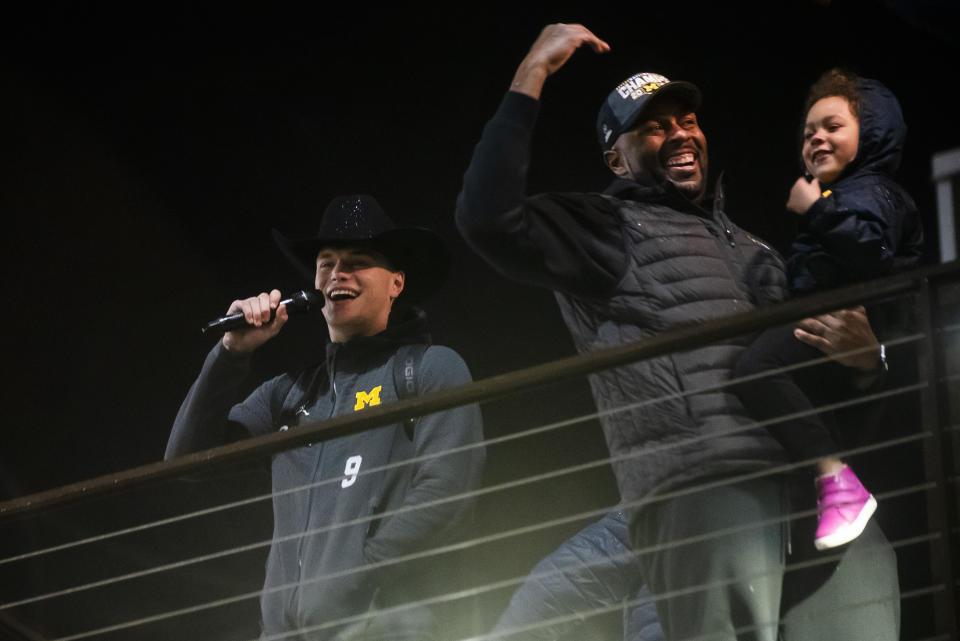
<box><xmin>814</xmin><ymin>494</ymin><xmax>878</xmax><ymax>550</ymax></box>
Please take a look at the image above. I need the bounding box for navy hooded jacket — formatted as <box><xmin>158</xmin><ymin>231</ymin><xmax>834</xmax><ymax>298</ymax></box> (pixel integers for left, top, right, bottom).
<box><xmin>787</xmin><ymin>77</ymin><xmax>924</xmax><ymax>294</ymax></box>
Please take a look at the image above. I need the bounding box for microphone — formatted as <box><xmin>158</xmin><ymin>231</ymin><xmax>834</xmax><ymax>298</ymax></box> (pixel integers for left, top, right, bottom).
<box><xmin>201</xmin><ymin>290</ymin><xmax>322</xmax><ymax>334</ymax></box>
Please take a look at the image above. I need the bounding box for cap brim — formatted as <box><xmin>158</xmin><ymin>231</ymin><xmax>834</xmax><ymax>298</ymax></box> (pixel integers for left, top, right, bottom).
<box><xmin>619</xmin><ymin>80</ymin><xmax>703</xmax><ymax>136</ymax></box>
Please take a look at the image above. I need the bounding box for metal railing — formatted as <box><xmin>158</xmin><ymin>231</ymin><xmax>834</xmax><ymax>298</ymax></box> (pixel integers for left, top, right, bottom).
<box><xmin>1</xmin><ymin>261</ymin><xmax>958</xmax><ymax>641</ymax></box>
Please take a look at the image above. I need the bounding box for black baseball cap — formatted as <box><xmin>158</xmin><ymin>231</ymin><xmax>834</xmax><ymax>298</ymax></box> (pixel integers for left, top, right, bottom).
<box><xmin>596</xmin><ymin>72</ymin><xmax>702</xmax><ymax>150</ymax></box>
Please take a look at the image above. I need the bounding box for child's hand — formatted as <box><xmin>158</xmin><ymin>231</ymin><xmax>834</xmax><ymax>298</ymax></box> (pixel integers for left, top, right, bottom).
<box><xmin>786</xmin><ymin>176</ymin><xmax>822</xmax><ymax>215</ymax></box>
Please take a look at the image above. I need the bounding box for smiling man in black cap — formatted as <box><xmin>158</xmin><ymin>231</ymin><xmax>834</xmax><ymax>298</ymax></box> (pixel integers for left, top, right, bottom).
<box><xmin>166</xmin><ymin>194</ymin><xmax>484</xmax><ymax>640</ymax></box>
<box><xmin>456</xmin><ymin>23</ymin><xmax>897</xmax><ymax>641</ymax></box>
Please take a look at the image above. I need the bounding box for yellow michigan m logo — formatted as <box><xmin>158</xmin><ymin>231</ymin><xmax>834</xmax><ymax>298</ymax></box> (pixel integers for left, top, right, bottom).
<box><xmin>354</xmin><ymin>386</ymin><xmax>382</xmax><ymax>411</ymax></box>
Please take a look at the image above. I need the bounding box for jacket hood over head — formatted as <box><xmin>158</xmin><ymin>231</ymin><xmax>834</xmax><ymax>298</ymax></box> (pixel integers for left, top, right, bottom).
<box><xmin>817</xmin><ymin>77</ymin><xmax>907</xmax><ymax>183</ymax></box>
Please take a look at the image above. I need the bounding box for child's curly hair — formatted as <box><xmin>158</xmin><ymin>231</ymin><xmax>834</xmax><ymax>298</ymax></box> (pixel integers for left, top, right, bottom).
<box><xmin>804</xmin><ymin>68</ymin><xmax>861</xmax><ymax>119</ymax></box>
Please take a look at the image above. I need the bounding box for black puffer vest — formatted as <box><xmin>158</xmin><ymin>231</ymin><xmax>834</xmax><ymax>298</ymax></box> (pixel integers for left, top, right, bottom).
<box><xmin>554</xmin><ymin>180</ymin><xmax>790</xmax><ymax>502</ymax></box>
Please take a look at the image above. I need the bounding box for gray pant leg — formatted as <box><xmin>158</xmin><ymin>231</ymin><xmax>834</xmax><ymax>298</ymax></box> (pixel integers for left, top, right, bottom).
<box><xmin>631</xmin><ymin>477</ymin><xmax>785</xmax><ymax>641</ymax></box>
<box><xmin>780</xmin><ymin>519</ymin><xmax>900</xmax><ymax>641</ymax></box>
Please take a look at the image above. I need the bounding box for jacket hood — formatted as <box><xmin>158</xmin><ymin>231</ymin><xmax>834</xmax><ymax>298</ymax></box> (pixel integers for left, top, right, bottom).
<box><xmin>848</xmin><ymin>77</ymin><xmax>906</xmax><ymax>178</ymax></box>
<box><xmin>809</xmin><ymin>77</ymin><xmax>906</xmax><ymax>183</ymax></box>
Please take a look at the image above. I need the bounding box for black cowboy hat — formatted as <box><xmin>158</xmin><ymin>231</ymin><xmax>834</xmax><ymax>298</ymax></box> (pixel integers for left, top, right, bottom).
<box><xmin>272</xmin><ymin>194</ymin><xmax>450</xmax><ymax>304</ymax></box>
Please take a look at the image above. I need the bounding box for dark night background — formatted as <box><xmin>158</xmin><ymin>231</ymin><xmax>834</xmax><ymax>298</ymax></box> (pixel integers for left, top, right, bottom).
<box><xmin>1</xmin><ymin>1</ymin><xmax>959</xmax><ymax>639</ymax></box>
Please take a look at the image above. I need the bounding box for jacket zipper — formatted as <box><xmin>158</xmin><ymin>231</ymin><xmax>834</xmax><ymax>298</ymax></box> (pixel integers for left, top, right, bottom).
<box><xmin>291</xmin><ymin>348</ymin><xmax>339</xmax><ymax>623</ymax></box>
<box><xmin>701</xmin><ymin>218</ymin><xmax>736</xmax><ymax>249</ymax></box>
<box><xmin>722</xmin><ymin>224</ymin><xmax>735</xmax><ymax>247</ymax></box>
<box><xmin>700</xmin><ymin>215</ymin><xmax>744</xmax><ymax>295</ymax></box>
<box><xmin>711</xmin><ymin>174</ymin><xmax>736</xmax><ymax>248</ymax></box>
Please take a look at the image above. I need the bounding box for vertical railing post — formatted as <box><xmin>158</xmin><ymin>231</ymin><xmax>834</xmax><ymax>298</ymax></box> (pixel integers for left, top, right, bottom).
<box><xmin>933</xmin><ymin>148</ymin><xmax>960</xmax><ymax>264</ymax></box>
<box><xmin>916</xmin><ymin>276</ymin><xmax>960</xmax><ymax>639</ymax></box>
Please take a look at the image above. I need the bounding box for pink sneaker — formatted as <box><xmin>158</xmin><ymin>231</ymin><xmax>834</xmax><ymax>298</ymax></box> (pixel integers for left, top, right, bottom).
<box><xmin>814</xmin><ymin>465</ymin><xmax>877</xmax><ymax>550</ymax></box>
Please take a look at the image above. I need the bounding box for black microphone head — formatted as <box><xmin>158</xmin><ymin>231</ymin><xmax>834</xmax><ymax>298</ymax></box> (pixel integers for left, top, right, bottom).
<box><xmin>286</xmin><ymin>289</ymin><xmax>322</xmax><ymax>315</ymax></box>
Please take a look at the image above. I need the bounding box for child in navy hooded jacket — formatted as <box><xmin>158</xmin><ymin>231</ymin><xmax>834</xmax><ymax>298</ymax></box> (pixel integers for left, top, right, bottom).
<box><xmin>733</xmin><ymin>69</ymin><xmax>923</xmax><ymax>551</ymax></box>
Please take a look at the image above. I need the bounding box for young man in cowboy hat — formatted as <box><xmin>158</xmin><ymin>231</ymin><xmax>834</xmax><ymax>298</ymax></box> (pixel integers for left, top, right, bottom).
<box><xmin>166</xmin><ymin>194</ymin><xmax>485</xmax><ymax>641</ymax></box>
<box><xmin>456</xmin><ymin>23</ymin><xmax>897</xmax><ymax>641</ymax></box>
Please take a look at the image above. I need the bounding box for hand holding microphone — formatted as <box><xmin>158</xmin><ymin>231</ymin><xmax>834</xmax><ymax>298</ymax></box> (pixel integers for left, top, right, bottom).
<box><xmin>204</xmin><ymin>289</ymin><xmax>322</xmax><ymax>354</ymax></box>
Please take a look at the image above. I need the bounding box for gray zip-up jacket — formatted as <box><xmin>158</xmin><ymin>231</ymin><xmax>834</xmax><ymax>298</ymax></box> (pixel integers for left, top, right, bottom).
<box><xmin>166</xmin><ymin>311</ymin><xmax>484</xmax><ymax>639</ymax></box>
<box><xmin>455</xmin><ymin>91</ymin><xmax>788</xmax><ymax>503</ymax></box>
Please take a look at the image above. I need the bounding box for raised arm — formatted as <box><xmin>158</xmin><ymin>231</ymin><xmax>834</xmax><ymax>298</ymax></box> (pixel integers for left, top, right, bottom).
<box><xmin>455</xmin><ymin>24</ymin><xmax>625</xmax><ymax>297</ymax></box>
<box><xmin>510</xmin><ymin>23</ymin><xmax>610</xmax><ymax>99</ymax></box>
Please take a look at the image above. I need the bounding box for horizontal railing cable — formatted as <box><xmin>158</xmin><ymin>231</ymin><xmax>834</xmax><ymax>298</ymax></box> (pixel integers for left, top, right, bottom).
<box><xmin>4</xmin><ymin>265</ymin><xmax>956</xmax><ymax>639</ymax></box>
<box><xmin>459</xmin><ymin>540</ymin><xmax>942</xmax><ymax>641</ymax></box>
<box><xmin>0</xmin><ymin>332</ymin><xmax>924</xmax><ymax>569</ymax></box>
<box><xmin>941</xmin><ymin>321</ymin><xmax>960</xmax><ymax>333</ymax></box>
<box><xmin>18</xmin><ymin>442</ymin><xmax>937</xmax><ymax>639</ymax></box>
<box><xmin>5</xmin><ymin>438</ymin><xmax>933</xmax><ymax>621</ymax></box>
<box><xmin>262</xmin><ymin>535</ymin><xmax>935</xmax><ymax>641</ymax></box>
<box><xmin>4</xmin><ymin>264</ymin><xmax>949</xmax><ymax>519</ymax></box>
<box><xmin>42</xmin><ymin>483</ymin><xmax>940</xmax><ymax>641</ymax></box>
<box><xmin>0</xmin><ymin>360</ymin><xmax>928</xmax><ymax>613</ymax></box>
<box><xmin>0</xmin><ymin>360</ymin><xmax>928</xmax><ymax>610</ymax></box>
<box><xmin>260</xmin><ymin>534</ymin><xmax>946</xmax><ymax>641</ymax></box>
